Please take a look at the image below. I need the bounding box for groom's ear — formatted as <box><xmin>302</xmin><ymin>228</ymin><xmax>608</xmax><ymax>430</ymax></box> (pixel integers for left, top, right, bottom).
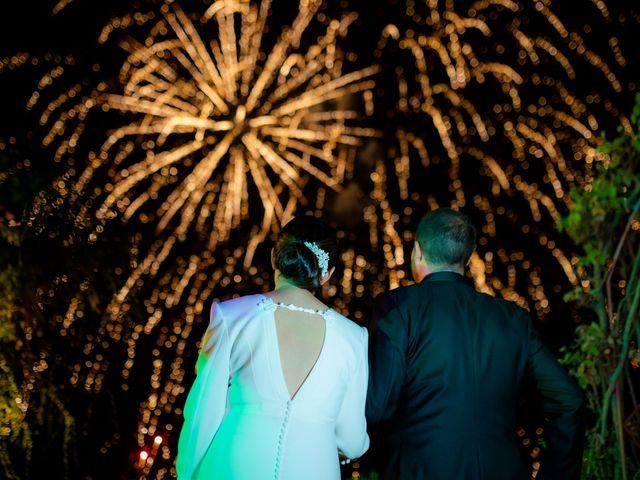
<box><xmin>465</xmin><ymin>247</ymin><xmax>476</xmax><ymax>267</ymax></box>
<box><xmin>271</xmin><ymin>248</ymin><xmax>276</xmax><ymax>270</ymax></box>
<box><xmin>413</xmin><ymin>240</ymin><xmax>423</xmax><ymax>260</ymax></box>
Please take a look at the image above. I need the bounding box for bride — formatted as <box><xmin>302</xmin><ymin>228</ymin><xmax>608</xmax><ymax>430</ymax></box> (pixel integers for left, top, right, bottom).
<box><xmin>176</xmin><ymin>216</ymin><xmax>369</xmax><ymax>479</ymax></box>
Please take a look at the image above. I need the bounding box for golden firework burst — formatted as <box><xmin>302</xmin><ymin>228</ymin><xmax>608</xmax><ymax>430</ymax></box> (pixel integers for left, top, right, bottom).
<box><xmin>365</xmin><ymin>0</ymin><xmax>631</xmax><ymax>319</ymax></box>
<box><xmin>31</xmin><ymin>0</ymin><xmax>381</xmax><ymax>346</ymax></box>
<box><xmin>36</xmin><ymin>0</ymin><xmax>378</xmax><ymax>309</ymax></box>
<box><xmin>21</xmin><ymin>0</ymin><xmax>379</xmax><ymax>470</ymax></box>
<box><xmin>6</xmin><ymin>0</ymin><xmax>636</xmax><ymax>475</ymax></box>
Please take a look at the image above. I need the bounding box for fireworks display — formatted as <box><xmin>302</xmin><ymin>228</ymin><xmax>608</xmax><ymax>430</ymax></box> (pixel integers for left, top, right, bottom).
<box><xmin>0</xmin><ymin>0</ymin><xmax>638</xmax><ymax>477</ymax></box>
<box><xmin>364</xmin><ymin>0</ymin><xmax>636</xmax><ymax>316</ymax></box>
<box><xmin>4</xmin><ymin>0</ymin><xmax>380</xmax><ymax>476</ymax></box>
<box><xmin>35</xmin><ymin>0</ymin><xmax>378</xmax><ymax>319</ymax></box>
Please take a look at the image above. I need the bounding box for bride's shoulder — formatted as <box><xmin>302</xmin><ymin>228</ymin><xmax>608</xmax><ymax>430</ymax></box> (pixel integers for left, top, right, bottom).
<box><xmin>326</xmin><ymin>310</ymin><xmax>367</xmax><ymax>369</ymax></box>
<box><xmin>211</xmin><ymin>294</ymin><xmax>270</xmax><ymax>322</ymax></box>
<box><xmin>326</xmin><ymin>309</ymin><xmax>367</xmax><ymax>341</ymax></box>
<box><xmin>217</xmin><ymin>293</ymin><xmax>265</xmax><ymax>306</ymax></box>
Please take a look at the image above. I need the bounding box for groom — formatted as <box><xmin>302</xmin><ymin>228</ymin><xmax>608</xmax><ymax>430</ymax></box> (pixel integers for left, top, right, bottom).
<box><xmin>366</xmin><ymin>208</ymin><xmax>585</xmax><ymax>479</ymax></box>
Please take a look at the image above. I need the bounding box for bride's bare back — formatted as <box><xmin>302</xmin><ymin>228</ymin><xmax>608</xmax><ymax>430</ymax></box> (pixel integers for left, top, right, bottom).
<box><xmin>264</xmin><ymin>291</ymin><xmax>328</xmax><ymax>400</ymax></box>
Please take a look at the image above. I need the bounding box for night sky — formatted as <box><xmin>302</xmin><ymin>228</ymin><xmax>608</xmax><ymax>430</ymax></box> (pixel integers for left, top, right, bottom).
<box><xmin>1</xmin><ymin>0</ymin><xmax>639</xmax><ymax>478</ymax></box>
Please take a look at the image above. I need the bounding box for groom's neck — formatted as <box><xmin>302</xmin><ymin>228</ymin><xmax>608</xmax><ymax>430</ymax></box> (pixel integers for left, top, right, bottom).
<box><xmin>425</xmin><ymin>265</ymin><xmax>464</xmax><ymax>278</ymax></box>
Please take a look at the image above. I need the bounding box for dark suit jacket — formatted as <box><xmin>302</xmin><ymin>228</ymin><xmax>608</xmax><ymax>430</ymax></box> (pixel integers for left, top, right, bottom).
<box><xmin>366</xmin><ymin>271</ymin><xmax>585</xmax><ymax>480</ymax></box>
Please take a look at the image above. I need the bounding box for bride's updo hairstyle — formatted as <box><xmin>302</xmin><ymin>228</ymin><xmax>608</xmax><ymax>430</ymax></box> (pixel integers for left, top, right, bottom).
<box><xmin>273</xmin><ymin>216</ymin><xmax>338</xmax><ymax>290</ymax></box>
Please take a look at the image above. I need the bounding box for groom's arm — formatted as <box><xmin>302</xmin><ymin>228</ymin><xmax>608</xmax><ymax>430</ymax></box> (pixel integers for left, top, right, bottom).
<box><xmin>524</xmin><ymin>312</ymin><xmax>586</xmax><ymax>480</ymax></box>
<box><xmin>366</xmin><ymin>292</ymin><xmax>408</xmax><ymax>425</ymax></box>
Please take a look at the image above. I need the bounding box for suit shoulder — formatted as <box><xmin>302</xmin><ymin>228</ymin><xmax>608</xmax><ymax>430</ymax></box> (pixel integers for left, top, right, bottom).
<box><xmin>375</xmin><ymin>283</ymin><xmax>420</xmax><ymax>307</ymax></box>
<box><xmin>475</xmin><ymin>290</ymin><xmax>531</xmax><ymax>322</ymax></box>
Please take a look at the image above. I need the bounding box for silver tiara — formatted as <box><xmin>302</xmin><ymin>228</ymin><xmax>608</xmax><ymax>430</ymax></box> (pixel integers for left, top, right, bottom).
<box><xmin>303</xmin><ymin>241</ymin><xmax>329</xmax><ymax>278</ymax></box>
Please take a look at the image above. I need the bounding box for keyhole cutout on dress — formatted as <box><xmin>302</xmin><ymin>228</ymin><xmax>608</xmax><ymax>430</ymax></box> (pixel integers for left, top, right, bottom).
<box><xmin>273</xmin><ymin>306</ymin><xmax>327</xmax><ymax>401</ymax></box>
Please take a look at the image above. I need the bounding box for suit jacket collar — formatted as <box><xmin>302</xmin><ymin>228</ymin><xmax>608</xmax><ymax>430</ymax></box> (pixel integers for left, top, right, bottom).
<box><xmin>421</xmin><ymin>271</ymin><xmax>471</xmax><ymax>285</ymax></box>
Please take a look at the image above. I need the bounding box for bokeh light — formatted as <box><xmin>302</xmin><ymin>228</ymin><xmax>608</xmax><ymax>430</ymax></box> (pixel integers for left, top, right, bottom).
<box><xmin>1</xmin><ymin>0</ymin><xmax>638</xmax><ymax>477</ymax></box>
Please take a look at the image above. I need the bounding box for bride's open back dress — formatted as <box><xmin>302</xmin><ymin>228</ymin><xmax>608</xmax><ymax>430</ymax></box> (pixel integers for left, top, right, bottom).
<box><xmin>176</xmin><ymin>294</ymin><xmax>369</xmax><ymax>479</ymax></box>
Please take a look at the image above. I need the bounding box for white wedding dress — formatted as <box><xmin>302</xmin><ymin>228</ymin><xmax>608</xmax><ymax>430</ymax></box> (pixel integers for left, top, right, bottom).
<box><xmin>176</xmin><ymin>294</ymin><xmax>369</xmax><ymax>480</ymax></box>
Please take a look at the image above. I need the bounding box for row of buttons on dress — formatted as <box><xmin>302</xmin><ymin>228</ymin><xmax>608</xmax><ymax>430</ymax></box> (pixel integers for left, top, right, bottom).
<box><xmin>274</xmin><ymin>400</ymin><xmax>292</xmax><ymax>480</ymax></box>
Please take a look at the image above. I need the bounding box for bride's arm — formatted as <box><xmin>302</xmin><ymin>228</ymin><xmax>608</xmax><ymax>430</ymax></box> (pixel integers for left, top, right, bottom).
<box><xmin>335</xmin><ymin>327</ymin><xmax>370</xmax><ymax>460</ymax></box>
<box><xmin>176</xmin><ymin>302</ymin><xmax>231</xmax><ymax>479</ymax></box>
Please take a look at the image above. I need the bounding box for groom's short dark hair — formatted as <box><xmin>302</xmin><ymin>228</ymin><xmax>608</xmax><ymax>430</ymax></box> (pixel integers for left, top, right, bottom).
<box><xmin>416</xmin><ymin>208</ymin><xmax>476</xmax><ymax>269</ymax></box>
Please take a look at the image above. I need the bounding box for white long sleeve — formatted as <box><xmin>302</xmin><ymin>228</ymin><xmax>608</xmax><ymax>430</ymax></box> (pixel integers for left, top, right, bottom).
<box><xmin>335</xmin><ymin>326</ymin><xmax>370</xmax><ymax>459</ymax></box>
<box><xmin>176</xmin><ymin>302</ymin><xmax>230</xmax><ymax>480</ymax></box>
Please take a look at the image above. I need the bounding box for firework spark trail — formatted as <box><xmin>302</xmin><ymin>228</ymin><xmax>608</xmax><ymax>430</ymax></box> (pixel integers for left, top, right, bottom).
<box><xmin>4</xmin><ymin>0</ymin><xmax>636</xmax><ymax>475</ymax></box>
<box><xmin>34</xmin><ymin>0</ymin><xmax>379</xmax><ymax>304</ymax></box>
<box><xmin>19</xmin><ymin>0</ymin><xmax>379</xmax><ymax>468</ymax></box>
<box><xmin>367</xmin><ymin>0</ymin><xmax>629</xmax><ymax>317</ymax></box>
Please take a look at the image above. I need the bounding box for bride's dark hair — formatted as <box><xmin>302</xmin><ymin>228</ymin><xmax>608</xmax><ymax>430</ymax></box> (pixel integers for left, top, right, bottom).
<box><xmin>273</xmin><ymin>216</ymin><xmax>338</xmax><ymax>290</ymax></box>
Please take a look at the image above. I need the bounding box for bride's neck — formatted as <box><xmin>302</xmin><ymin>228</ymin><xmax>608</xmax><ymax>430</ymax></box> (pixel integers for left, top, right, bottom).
<box><xmin>274</xmin><ymin>271</ymin><xmax>308</xmax><ymax>294</ymax></box>
<box><xmin>271</xmin><ymin>270</ymin><xmax>323</xmax><ymax>308</ymax></box>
